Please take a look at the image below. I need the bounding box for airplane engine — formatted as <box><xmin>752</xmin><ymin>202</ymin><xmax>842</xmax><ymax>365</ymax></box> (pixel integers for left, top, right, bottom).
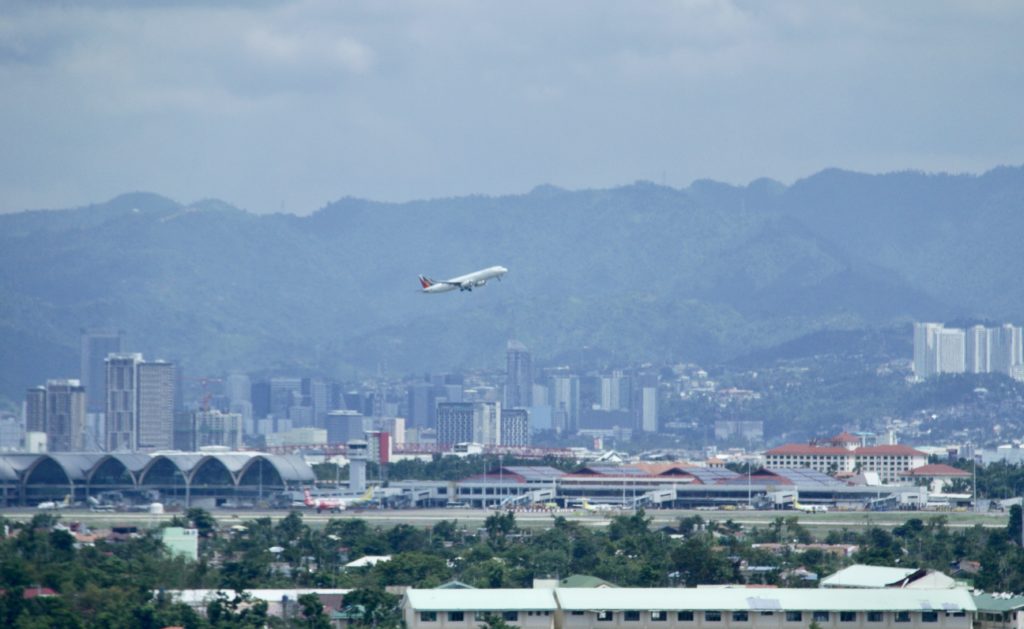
<box><xmin>473</xmin><ymin>279</ymin><xmax>487</xmax><ymax>287</ymax></box>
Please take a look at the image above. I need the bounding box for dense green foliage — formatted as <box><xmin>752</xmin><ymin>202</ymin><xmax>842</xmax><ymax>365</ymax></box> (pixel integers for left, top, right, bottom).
<box><xmin>3</xmin><ymin>501</ymin><xmax>1024</xmax><ymax>627</ymax></box>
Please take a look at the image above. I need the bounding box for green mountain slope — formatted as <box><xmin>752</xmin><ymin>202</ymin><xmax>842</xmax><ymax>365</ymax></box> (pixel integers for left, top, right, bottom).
<box><xmin>2</xmin><ymin>167</ymin><xmax>1019</xmax><ymax>397</ymax></box>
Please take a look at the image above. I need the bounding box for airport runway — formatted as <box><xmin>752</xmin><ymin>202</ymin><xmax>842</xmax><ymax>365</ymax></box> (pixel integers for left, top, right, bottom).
<box><xmin>0</xmin><ymin>506</ymin><xmax>1009</xmax><ymax>532</ymax></box>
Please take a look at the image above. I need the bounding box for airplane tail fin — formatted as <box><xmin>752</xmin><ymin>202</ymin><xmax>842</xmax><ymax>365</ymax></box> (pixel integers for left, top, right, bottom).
<box><xmin>418</xmin><ymin>275</ymin><xmax>434</xmax><ymax>289</ymax></box>
<box><xmin>361</xmin><ymin>487</ymin><xmax>374</xmax><ymax>501</ymax></box>
<box><xmin>303</xmin><ymin>489</ymin><xmax>314</xmax><ymax>506</ymax></box>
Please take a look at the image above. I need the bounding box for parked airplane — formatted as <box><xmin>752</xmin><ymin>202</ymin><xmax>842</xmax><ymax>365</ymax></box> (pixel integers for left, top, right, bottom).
<box><xmin>580</xmin><ymin>498</ymin><xmax>618</xmax><ymax>513</ymax></box>
<box><xmin>418</xmin><ymin>266</ymin><xmax>508</xmax><ymax>293</ymax></box>
<box><xmin>37</xmin><ymin>494</ymin><xmax>72</xmax><ymax>510</ymax></box>
<box><xmin>793</xmin><ymin>500</ymin><xmax>829</xmax><ymax>513</ymax></box>
<box><xmin>303</xmin><ymin>487</ymin><xmax>374</xmax><ymax>513</ymax></box>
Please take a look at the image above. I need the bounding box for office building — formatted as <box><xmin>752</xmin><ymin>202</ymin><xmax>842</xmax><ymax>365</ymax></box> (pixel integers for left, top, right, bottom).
<box><xmin>505</xmin><ymin>340</ymin><xmax>533</xmax><ymax>408</ymax></box>
<box><xmin>79</xmin><ymin>328</ymin><xmax>124</xmax><ymax>413</ymax></box>
<box><xmin>406</xmin><ymin>382</ymin><xmax>436</xmax><ymax>429</ymax></box>
<box><xmin>500</xmin><ymin>408</ymin><xmax>529</xmax><ymax>446</ymax></box>
<box><xmin>44</xmin><ymin>379</ymin><xmax>87</xmax><ymax>452</ymax></box>
<box><xmin>549</xmin><ymin>375</ymin><xmax>579</xmax><ymax>433</ymax></box>
<box><xmin>193</xmin><ymin>409</ymin><xmax>243</xmax><ymax>450</ymax></box>
<box><xmin>640</xmin><ymin>386</ymin><xmax>658</xmax><ymax>433</ymax></box>
<box><xmin>436</xmin><ymin>402</ymin><xmax>474</xmax><ymax>446</ymax></box>
<box><xmin>104</xmin><ymin>353</ymin><xmax>175</xmax><ymax>451</ymax></box>
<box><xmin>137</xmin><ymin>361</ymin><xmax>175</xmax><ymax>451</ymax></box>
<box><xmin>106</xmin><ymin>353</ymin><xmax>143</xmax><ymax>451</ymax></box>
<box><xmin>25</xmin><ymin>386</ymin><xmax>46</xmax><ymax>434</ymax></box>
<box><xmin>325</xmin><ymin>410</ymin><xmax>365</xmax><ymax>446</ymax></box>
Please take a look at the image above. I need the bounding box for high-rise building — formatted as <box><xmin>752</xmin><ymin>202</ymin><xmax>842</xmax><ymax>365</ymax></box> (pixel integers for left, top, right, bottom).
<box><xmin>406</xmin><ymin>382</ymin><xmax>436</xmax><ymax>429</ymax></box>
<box><xmin>505</xmin><ymin>340</ymin><xmax>533</xmax><ymax>408</ymax></box>
<box><xmin>106</xmin><ymin>353</ymin><xmax>142</xmax><ymax>451</ymax></box>
<box><xmin>301</xmin><ymin>377</ymin><xmax>331</xmax><ymax>428</ymax></box>
<box><xmin>44</xmin><ymin>379</ymin><xmax>87</xmax><ymax>451</ymax></box>
<box><xmin>549</xmin><ymin>375</ymin><xmax>579</xmax><ymax>433</ymax></box>
<box><xmin>913</xmin><ymin>322</ymin><xmax>943</xmax><ymax>379</ymax></box>
<box><xmin>251</xmin><ymin>380</ymin><xmax>271</xmax><ymax>420</ymax></box>
<box><xmin>500</xmin><ymin>408</ymin><xmax>529</xmax><ymax>446</ymax></box>
<box><xmin>915</xmin><ymin>322</ymin><xmax>1023</xmax><ymax>380</ymax></box>
<box><xmin>640</xmin><ymin>386</ymin><xmax>658</xmax><ymax>433</ymax></box>
<box><xmin>105</xmin><ymin>354</ymin><xmax>175</xmax><ymax>451</ymax></box>
<box><xmin>436</xmin><ymin>402</ymin><xmax>474</xmax><ymax>446</ymax></box>
<box><xmin>474</xmin><ymin>401</ymin><xmax>501</xmax><ymax>446</ymax></box>
<box><xmin>137</xmin><ymin>361</ymin><xmax>175</xmax><ymax>451</ymax></box>
<box><xmin>600</xmin><ymin>371</ymin><xmax>632</xmax><ymax>411</ymax></box>
<box><xmin>193</xmin><ymin>409</ymin><xmax>243</xmax><ymax>450</ymax></box>
<box><xmin>80</xmin><ymin>328</ymin><xmax>124</xmax><ymax>413</ymax></box>
<box><xmin>269</xmin><ymin>377</ymin><xmax>302</xmax><ymax>423</ymax></box>
<box><xmin>991</xmin><ymin>324</ymin><xmax>1024</xmax><ymax>376</ymax></box>
<box><xmin>937</xmin><ymin>328</ymin><xmax>966</xmax><ymax>374</ymax></box>
<box><xmin>25</xmin><ymin>386</ymin><xmax>46</xmax><ymax>434</ymax></box>
<box><xmin>325</xmin><ymin>410</ymin><xmax>365</xmax><ymax>445</ymax></box>
<box><xmin>966</xmin><ymin>325</ymin><xmax>991</xmax><ymax>373</ymax></box>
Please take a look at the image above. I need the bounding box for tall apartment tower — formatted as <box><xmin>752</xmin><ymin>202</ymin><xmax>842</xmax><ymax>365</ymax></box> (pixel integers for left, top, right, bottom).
<box><xmin>913</xmin><ymin>322</ymin><xmax>943</xmax><ymax>379</ymax></box>
<box><xmin>137</xmin><ymin>361</ymin><xmax>175</xmax><ymax>451</ymax></box>
<box><xmin>965</xmin><ymin>325</ymin><xmax>991</xmax><ymax>373</ymax></box>
<box><xmin>80</xmin><ymin>328</ymin><xmax>124</xmax><ymax>413</ymax></box>
<box><xmin>991</xmin><ymin>324</ymin><xmax>1024</xmax><ymax>375</ymax></box>
<box><xmin>937</xmin><ymin>328</ymin><xmax>966</xmax><ymax>374</ymax></box>
<box><xmin>505</xmin><ymin>340</ymin><xmax>533</xmax><ymax>409</ymax></box>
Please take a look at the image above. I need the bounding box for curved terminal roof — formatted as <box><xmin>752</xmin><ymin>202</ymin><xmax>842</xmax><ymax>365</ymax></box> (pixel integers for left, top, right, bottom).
<box><xmin>0</xmin><ymin>452</ymin><xmax>316</xmax><ymax>486</ymax></box>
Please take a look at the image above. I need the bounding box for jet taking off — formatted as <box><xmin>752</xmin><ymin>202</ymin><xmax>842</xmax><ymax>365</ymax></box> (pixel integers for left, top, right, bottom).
<box><xmin>418</xmin><ymin>265</ymin><xmax>508</xmax><ymax>293</ymax></box>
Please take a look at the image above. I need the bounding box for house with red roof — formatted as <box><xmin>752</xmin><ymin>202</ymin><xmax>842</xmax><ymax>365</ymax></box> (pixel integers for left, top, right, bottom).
<box><xmin>900</xmin><ymin>463</ymin><xmax>971</xmax><ymax>492</ymax></box>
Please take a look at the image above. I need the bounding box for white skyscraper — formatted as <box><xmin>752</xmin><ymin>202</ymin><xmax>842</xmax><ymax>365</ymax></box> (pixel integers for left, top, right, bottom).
<box><xmin>965</xmin><ymin>325</ymin><xmax>991</xmax><ymax>373</ymax></box>
<box><xmin>913</xmin><ymin>322</ymin><xmax>944</xmax><ymax>379</ymax></box>
<box><xmin>937</xmin><ymin>328</ymin><xmax>966</xmax><ymax>374</ymax></box>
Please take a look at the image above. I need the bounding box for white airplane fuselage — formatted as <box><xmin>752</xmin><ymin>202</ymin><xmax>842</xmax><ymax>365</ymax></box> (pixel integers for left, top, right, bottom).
<box><xmin>419</xmin><ymin>266</ymin><xmax>508</xmax><ymax>294</ymax></box>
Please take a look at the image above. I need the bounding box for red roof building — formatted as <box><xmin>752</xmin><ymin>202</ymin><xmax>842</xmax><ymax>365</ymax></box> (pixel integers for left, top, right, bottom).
<box><xmin>766</xmin><ymin>434</ymin><xmax>928</xmax><ymax>484</ymax></box>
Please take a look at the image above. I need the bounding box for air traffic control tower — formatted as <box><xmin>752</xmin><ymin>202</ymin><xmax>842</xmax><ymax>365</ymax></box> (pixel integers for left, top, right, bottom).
<box><xmin>347</xmin><ymin>439</ymin><xmax>369</xmax><ymax>493</ymax></box>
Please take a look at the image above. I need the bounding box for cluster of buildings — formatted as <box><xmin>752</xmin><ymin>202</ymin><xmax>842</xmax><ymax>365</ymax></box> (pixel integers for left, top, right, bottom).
<box><xmin>914</xmin><ymin>322</ymin><xmax>1024</xmax><ymax>380</ymax></box>
<box><xmin>8</xmin><ymin>332</ymin><xmax>667</xmax><ymax>455</ymax></box>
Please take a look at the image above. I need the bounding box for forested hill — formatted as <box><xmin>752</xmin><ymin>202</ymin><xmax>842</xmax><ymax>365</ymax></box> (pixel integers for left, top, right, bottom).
<box><xmin>1</xmin><ymin>166</ymin><xmax>1023</xmax><ymax>397</ymax></box>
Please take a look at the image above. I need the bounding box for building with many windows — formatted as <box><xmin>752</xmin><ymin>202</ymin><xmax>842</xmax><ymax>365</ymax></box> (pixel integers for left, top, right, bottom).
<box><xmin>765</xmin><ymin>433</ymin><xmax>927</xmax><ymax>483</ymax></box>
<box><xmin>402</xmin><ymin>587</ymin><xmax>975</xmax><ymax>629</ymax></box>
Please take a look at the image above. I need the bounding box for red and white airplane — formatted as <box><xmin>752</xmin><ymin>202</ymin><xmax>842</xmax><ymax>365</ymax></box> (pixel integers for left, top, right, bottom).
<box><xmin>303</xmin><ymin>487</ymin><xmax>374</xmax><ymax>513</ymax></box>
<box><xmin>418</xmin><ymin>265</ymin><xmax>508</xmax><ymax>293</ymax></box>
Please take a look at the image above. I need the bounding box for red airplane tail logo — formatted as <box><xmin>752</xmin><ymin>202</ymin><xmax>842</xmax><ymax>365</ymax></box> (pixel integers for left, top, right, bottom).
<box><xmin>418</xmin><ymin>275</ymin><xmax>434</xmax><ymax>289</ymax></box>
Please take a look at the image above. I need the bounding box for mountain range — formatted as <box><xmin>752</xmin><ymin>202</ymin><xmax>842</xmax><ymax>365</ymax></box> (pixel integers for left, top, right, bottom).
<box><xmin>1</xmin><ymin>166</ymin><xmax>1023</xmax><ymax>399</ymax></box>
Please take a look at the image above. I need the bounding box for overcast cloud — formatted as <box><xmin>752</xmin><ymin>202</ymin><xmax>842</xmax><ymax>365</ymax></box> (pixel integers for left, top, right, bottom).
<box><xmin>1</xmin><ymin>1</ymin><xmax>1022</xmax><ymax>214</ymax></box>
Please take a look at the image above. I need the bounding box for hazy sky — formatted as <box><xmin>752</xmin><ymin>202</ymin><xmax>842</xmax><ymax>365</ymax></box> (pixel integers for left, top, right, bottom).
<box><xmin>2</xmin><ymin>1</ymin><xmax>1022</xmax><ymax>214</ymax></box>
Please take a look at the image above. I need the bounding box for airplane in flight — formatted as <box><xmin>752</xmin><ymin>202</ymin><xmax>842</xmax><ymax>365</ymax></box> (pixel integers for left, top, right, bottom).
<box><xmin>418</xmin><ymin>265</ymin><xmax>508</xmax><ymax>293</ymax></box>
<box><xmin>303</xmin><ymin>487</ymin><xmax>374</xmax><ymax>513</ymax></box>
